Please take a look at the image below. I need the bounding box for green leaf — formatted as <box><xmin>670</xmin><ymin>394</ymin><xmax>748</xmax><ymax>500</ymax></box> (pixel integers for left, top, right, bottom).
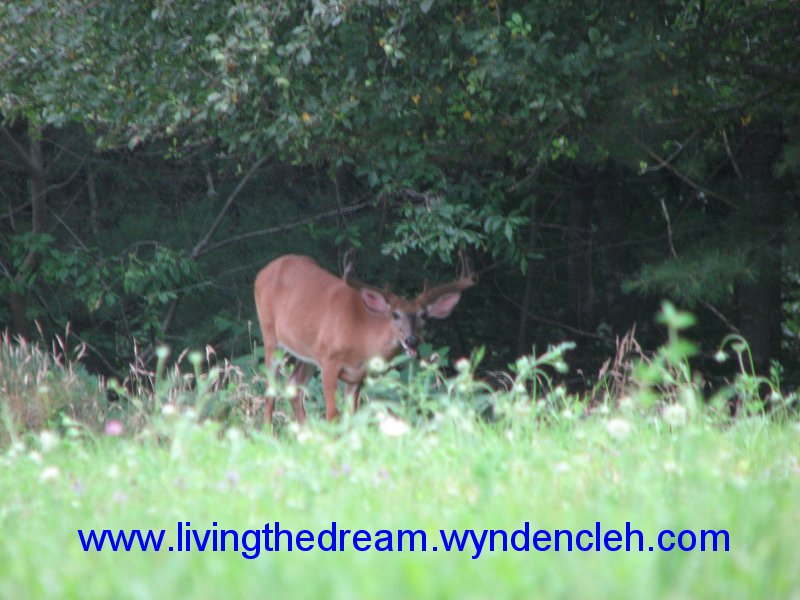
<box><xmin>657</xmin><ymin>301</ymin><xmax>697</xmax><ymax>331</ymax></box>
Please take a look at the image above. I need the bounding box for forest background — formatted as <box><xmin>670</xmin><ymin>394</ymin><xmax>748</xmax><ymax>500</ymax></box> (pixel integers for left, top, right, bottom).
<box><xmin>2</xmin><ymin>0</ymin><xmax>798</xmax><ymax>388</ymax></box>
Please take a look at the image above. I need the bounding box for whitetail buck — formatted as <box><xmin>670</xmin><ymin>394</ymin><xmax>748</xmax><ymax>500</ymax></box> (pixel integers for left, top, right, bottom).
<box><xmin>254</xmin><ymin>251</ymin><xmax>476</xmax><ymax>424</ymax></box>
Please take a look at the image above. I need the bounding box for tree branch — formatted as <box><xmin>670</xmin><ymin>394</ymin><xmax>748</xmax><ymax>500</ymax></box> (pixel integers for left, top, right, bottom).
<box><xmin>660</xmin><ymin>192</ymin><xmax>741</xmax><ymax>335</ymax></box>
<box><xmin>190</xmin><ymin>154</ymin><xmax>271</xmax><ymax>259</ymax></box>
<box><xmin>0</xmin><ymin>126</ymin><xmax>44</xmax><ymax>178</ymax></box>
<box><xmin>721</xmin><ymin>128</ymin><xmax>743</xmax><ymax>181</ymax></box>
<box><xmin>659</xmin><ymin>198</ymin><xmax>678</xmax><ymax>259</ymax></box>
<box><xmin>496</xmin><ymin>286</ymin><xmax>613</xmax><ymax>343</ymax></box>
<box><xmin>197</xmin><ymin>201</ymin><xmax>372</xmax><ymax>258</ymax></box>
<box><xmin>633</xmin><ymin>137</ymin><xmax>736</xmax><ymax>208</ymax></box>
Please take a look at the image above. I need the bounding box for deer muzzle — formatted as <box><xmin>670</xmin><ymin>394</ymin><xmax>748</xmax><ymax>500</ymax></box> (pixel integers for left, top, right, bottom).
<box><xmin>401</xmin><ymin>335</ymin><xmax>420</xmax><ymax>358</ymax></box>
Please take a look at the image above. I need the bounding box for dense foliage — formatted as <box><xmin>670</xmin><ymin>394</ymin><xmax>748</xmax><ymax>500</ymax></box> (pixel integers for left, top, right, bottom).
<box><xmin>2</xmin><ymin>1</ymin><xmax>799</xmax><ymax>384</ymax></box>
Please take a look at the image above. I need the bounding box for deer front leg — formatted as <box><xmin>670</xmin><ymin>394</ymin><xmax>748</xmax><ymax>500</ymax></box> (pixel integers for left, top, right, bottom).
<box><xmin>320</xmin><ymin>362</ymin><xmax>341</xmax><ymax>421</ymax></box>
<box><xmin>288</xmin><ymin>362</ymin><xmax>310</xmax><ymax>424</ymax></box>
<box><xmin>262</xmin><ymin>338</ymin><xmax>277</xmax><ymax>430</ymax></box>
<box><xmin>346</xmin><ymin>382</ymin><xmax>363</xmax><ymax>414</ymax></box>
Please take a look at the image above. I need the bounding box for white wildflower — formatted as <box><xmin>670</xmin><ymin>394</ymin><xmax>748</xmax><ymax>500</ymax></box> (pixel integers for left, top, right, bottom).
<box><xmin>40</xmin><ymin>465</ymin><xmax>61</xmax><ymax>482</ymax></box>
<box><xmin>295</xmin><ymin>426</ymin><xmax>314</xmax><ymax>444</ymax></box>
<box><xmin>553</xmin><ymin>461</ymin><xmax>571</xmax><ymax>474</ymax></box>
<box><xmin>605</xmin><ymin>417</ymin><xmax>632</xmax><ymax>440</ymax></box>
<box><xmin>662</xmin><ymin>404</ymin><xmax>688</xmax><ymax>427</ymax></box>
<box><xmin>38</xmin><ymin>430</ymin><xmax>59</xmax><ymax>453</ymax></box>
<box><xmin>367</xmin><ymin>356</ymin><xmax>388</xmax><ymax>374</ymax></box>
<box><xmin>617</xmin><ymin>396</ymin><xmax>634</xmax><ymax>412</ymax></box>
<box><xmin>378</xmin><ymin>414</ymin><xmax>410</xmax><ymax>437</ymax></box>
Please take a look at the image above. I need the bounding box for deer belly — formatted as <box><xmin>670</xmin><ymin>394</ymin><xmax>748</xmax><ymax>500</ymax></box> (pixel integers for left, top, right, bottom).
<box><xmin>276</xmin><ymin>343</ymin><xmax>320</xmax><ymax>368</ymax></box>
<box><xmin>339</xmin><ymin>364</ymin><xmax>366</xmax><ymax>384</ymax></box>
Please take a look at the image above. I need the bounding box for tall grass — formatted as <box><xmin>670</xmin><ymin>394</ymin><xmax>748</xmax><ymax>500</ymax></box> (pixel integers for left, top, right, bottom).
<box><xmin>2</xmin><ymin>302</ymin><xmax>795</xmax><ymax>442</ymax></box>
<box><xmin>1</xmin><ymin>304</ymin><xmax>798</xmax><ymax>598</ymax></box>
<box><xmin>0</xmin><ymin>330</ymin><xmax>104</xmax><ymax>444</ymax></box>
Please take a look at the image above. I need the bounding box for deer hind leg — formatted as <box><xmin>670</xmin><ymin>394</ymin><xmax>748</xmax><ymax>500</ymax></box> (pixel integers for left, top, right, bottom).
<box><xmin>258</xmin><ymin>319</ymin><xmax>279</xmax><ymax>430</ymax></box>
<box><xmin>288</xmin><ymin>362</ymin><xmax>310</xmax><ymax>424</ymax></box>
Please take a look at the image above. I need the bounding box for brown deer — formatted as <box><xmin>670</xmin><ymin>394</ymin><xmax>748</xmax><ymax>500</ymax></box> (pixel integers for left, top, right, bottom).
<box><xmin>254</xmin><ymin>251</ymin><xmax>476</xmax><ymax>424</ymax></box>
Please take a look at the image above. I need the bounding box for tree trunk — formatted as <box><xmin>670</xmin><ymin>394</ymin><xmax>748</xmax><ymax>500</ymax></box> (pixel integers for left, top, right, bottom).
<box><xmin>594</xmin><ymin>168</ymin><xmax>630</xmax><ymax>334</ymax></box>
<box><xmin>517</xmin><ymin>197</ymin><xmax>538</xmax><ymax>356</ymax></box>
<box><xmin>736</xmin><ymin>125</ymin><xmax>784</xmax><ymax>372</ymax></box>
<box><xmin>567</xmin><ymin>170</ymin><xmax>596</xmax><ymax>332</ymax></box>
<box><xmin>1</xmin><ymin>123</ymin><xmax>47</xmax><ymax>340</ymax></box>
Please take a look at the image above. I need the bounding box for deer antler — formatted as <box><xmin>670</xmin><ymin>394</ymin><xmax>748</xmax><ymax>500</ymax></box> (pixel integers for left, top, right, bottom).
<box><xmin>417</xmin><ymin>249</ymin><xmax>477</xmax><ymax>304</ymax></box>
<box><xmin>342</xmin><ymin>248</ymin><xmax>356</xmax><ymax>281</ymax></box>
<box><xmin>342</xmin><ymin>249</ymin><xmax>391</xmax><ymax>296</ymax></box>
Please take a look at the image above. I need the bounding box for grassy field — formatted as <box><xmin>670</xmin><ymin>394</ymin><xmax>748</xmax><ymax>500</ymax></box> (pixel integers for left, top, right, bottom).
<box><xmin>1</xmin><ymin>409</ymin><xmax>799</xmax><ymax>598</ymax></box>
<box><xmin>1</xmin><ymin>316</ymin><xmax>799</xmax><ymax>599</ymax></box>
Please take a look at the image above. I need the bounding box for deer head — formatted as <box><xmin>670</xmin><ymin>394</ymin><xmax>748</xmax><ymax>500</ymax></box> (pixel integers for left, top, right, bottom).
<box><xmin>343</xmin><ymin>249</ymin><xmax>477</xmax><ymax>357</ymax></box>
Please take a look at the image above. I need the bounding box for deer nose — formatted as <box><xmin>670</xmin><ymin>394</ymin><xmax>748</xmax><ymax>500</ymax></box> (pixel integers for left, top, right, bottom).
<box><xmin>406</xmin><ymin>335</ymin><xmax>419</xmax><ymax>348</ymax></box>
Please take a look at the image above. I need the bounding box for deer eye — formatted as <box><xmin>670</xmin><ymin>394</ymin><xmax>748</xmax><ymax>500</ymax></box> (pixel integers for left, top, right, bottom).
<box><xmin>392</xmin><ymin>311</ymin><xmax>401</xmax><ymax>319</ymax></box>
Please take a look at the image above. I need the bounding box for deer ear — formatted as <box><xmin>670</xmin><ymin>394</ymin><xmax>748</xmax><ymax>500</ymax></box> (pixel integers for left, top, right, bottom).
<box><xmin>360</xmin><ymin>289</ymin><xmax>391</xmax><ymax>315</ymax></box>
<box><xmin>425</xmin><ymin>292</ymin><xmax>461</xmax><ymax>319</ymax></box>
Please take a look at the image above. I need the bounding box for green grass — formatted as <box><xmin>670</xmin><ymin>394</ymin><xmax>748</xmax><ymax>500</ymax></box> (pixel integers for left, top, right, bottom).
<box><xmin>1</xmin><ymin>305</ymin><xmax>798</xmax><ymax>599</ymax></box>
<box><xmin>1</xmin><ymin>412</ymin><xmax>798</xmax><ymax>599</ymax></box>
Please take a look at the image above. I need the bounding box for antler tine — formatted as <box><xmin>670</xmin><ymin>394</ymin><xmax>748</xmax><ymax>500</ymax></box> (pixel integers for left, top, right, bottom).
<box><xmin>342</xmin><ymin>249</ymin><xmax>392</xmax><ymax>295</ymax></box>
<box><xmin>457</xmin><ymin>248</ymin><xmax>474</xmax><ymax>281</ymax></box>
<box><xmin>419</xmin><ymin>249</ymin><xmax>477</xmax><ymax>303</ymax></box>
<box><xmin>342</xmin><ymin>248</ymin><xmax>356</xmax><ymax>280</ymax></box>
